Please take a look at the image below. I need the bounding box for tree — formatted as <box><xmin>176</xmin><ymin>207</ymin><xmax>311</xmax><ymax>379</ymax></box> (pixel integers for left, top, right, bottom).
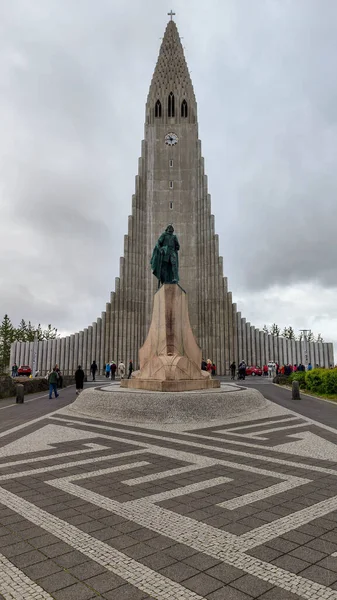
<box><xmin>270</xmin><ymin>323</ymin><xmax>281</xmax><ymax>337</ymax></box>
<box><xmin>0</xmin><ymin>315</ymin><xmax>59</xmax><ymax>372</ymax></box>
<box><xmin>306</xmin><ymin>331</ymin><xmax>315</xmax><ymax>343</ymax></box>
<box><xmin>0</xmin><ymin>315</ymin><xmax>15</xmax><ymax>372</ymax></box>
<box><xmin>317</xmin><ymin>333</ymin><xmax>324</xmax><ymax>343</ymax></box>
<box><xmin>263</xmin><ymin>325</ymin><xmax>269</xmax><ymax>334</ymax></box>
<box><xmin>283</xmin><ymin>326</ymin><xmax>295</xmax><ymax>340</ymax></box>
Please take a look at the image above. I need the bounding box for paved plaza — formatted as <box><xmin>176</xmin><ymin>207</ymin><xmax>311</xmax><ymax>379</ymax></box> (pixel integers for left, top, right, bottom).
<box><xmin>1</xmin><ymin>384</ymin><xmax>337</xmax><ymax>599</ymax></box>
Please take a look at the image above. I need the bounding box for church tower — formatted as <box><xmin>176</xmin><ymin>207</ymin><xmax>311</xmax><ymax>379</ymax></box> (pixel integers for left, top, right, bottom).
<box><xmin>11</xmin><ymin>17</ymin><xmax>334</xmax><ymax>375</ymax></box>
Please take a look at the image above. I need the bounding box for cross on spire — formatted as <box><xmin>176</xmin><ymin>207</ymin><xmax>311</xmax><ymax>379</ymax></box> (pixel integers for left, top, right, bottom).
<box><xmin>167</xmin><ymin>9</ymin><xmax>176</xmax><ymax>20</ymax></box>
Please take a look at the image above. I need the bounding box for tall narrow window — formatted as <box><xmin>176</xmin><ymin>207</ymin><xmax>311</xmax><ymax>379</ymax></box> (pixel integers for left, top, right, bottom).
<box><xmin>168</xmin><ymin>92</ymin><xmax>175</xmax><ymax>117</ymax></box>
<box><xmin>181</xmin><ymin>99</ymin><xmax>188</xmax><ymax>118</ymax></box>
<box><xmin>169</xmin><ymin>181</ymin><xmax>173</xmax><ymax>189</ymax></box>
<box><xmin>169</xmin><ymin>202</ymin><xmax>173</xmax><ymax>209</ymax></box>
<box><xmin>169</xmin><ymin>159</ymin><xmax>173</xmax><ymax>167</ymax></box>
<box><xmin>155</xmin><ymin>100</ymin><xmax>162</xmax><ymax>118</ymax></box>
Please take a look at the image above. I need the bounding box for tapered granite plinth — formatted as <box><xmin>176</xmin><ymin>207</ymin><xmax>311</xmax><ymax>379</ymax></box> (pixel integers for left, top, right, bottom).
<box><xmin>121</xmin><ymin>283</ymin><xmax>220</xmax><ymax>392</ymax></box>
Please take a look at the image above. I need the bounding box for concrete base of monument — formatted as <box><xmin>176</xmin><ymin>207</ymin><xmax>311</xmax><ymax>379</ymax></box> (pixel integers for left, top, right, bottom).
<box><xmin>60</xmin><ymin>382</ymin><xmax>268</xmax><ymax>426</ymax></box>
<box><xmin>126</xmin><ymin>283</ymin><xmax>221</xmax><ymax>392</ymax></box>
<box><xmin>120</xmin><ymin>378</ymin><xmax>220</xmax><ymax>392</ymax></box>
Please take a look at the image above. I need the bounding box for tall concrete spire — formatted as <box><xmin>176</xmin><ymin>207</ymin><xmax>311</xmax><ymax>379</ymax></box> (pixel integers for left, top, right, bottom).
<box><xmin>147</xmin><ymin>20</ymin><xmax>196</xmax><ymax>122</ymax></box>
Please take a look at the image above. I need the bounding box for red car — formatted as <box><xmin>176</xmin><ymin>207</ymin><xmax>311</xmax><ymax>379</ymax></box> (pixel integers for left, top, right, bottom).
<box><xmin>246</xmin><ymin>366</ymin><xmax>262</xmax><ymax>377</ymax></box>
<box><xmin>17</xmin><ymin>365</ymin><xmax>32</xmax><ymax>377</ymax></box>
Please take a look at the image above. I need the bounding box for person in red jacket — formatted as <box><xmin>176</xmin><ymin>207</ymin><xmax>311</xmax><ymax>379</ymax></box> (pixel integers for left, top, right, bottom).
<box><xmin>263</xmin><ymin>364</ymin><xmax>268</xmax><ymax>377</ymax></box>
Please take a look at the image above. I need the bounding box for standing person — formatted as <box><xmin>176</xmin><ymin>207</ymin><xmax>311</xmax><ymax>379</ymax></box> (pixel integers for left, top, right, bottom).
<box><xmin>267</xmin><ymin>360</ymin><xmax>275</xmax><ymax>378</ymax></box>
<box><xmin>263</xmin><ymin>364</ymin><xmax>268</xmax><ymax>377</ymax></box>
<box><xmin>111</xmin><ymin>361</ymin><xmax>117</xmax><ymax>380</ymax></box>
<box><xmin>75</xmin><ymin>365</ymin><xmax>85</xmax><ymax>396</ymax></box>
<box><xmin>11</xmin><ymin>363</ymin><xmax>18</xmax><ymax>377</ymax></box>
<box><xmin>90</xmin><ymin>360</ymin><xmax>97</xmax><ymax>381</ymax></box>
<box><xmin>211</xmin><ymin>363</ymin><xmax>216</xmax><ymax>376</ymax></box>
<box><xmin>128</xmin><ymin>360</ymin><xmax>133</xmax><ymax>379</ymax></box>
<box><xmin>118</xmin><ymin>361</ymin><xmax>125</xmax><ymax>379</ymax></box>
<box><xmin>206</xmin><ymin>359</ymin><xmax>212</xmax><ymax>375</ymax></box>
<box><xmin>201</xmin><ymin>359</ymin><xmax>207</xmax><ymax>371</ymax></box>
<box><xmin>105</xmin><ymin>362</ymin><xmax>111</xmax><ymax>378</ymax></box>
<box><xmin>238</xmin><ymin>361</ymin><xmax>246</xmax><ymax>380</ymax></box>
<box><xmin>48</xmin><ymin>368</ymin><xmax>59</xmax><ymax>399</ymax></box>
<box><xmin>230</xmin><ymin>361</ymin><xmax>236</xmax><ymax>380</ymax></box>
<box><xmin>55</xmin><ymin>365</ymin><xmax>63</xmax><ymax>389</ymax></box>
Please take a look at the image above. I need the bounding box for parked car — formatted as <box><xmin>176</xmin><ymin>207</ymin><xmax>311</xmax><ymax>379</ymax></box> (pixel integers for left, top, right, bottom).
<box><xmin>17</xmin><ymin>365</ymin><xmax>32</xmax><ymax>377</ymax></box>
<box><xmin>246</xmin><ymin>366</ymin><xmax>262</xmax><ymax>376</ymax></box>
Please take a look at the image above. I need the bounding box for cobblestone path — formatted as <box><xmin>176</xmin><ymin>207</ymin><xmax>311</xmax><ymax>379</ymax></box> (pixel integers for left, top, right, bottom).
<box><xmin>1</xmin><ymin>392</ymin><xmax>337</xmax><ymax>599</ymax></box>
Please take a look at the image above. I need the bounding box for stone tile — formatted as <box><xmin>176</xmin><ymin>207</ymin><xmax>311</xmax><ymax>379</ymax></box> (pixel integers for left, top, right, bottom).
<box><xmin>37</xmin><ymin>571</ymin><xmax>77</xmax><ymax>592</ymax></box>
<box><xmin>84</xmin><ymin>572</ymin><xmax>125</xmax><ymax>592</ymax></box>
<box><xmin>42</xmin><ymin>542</ymin><xmax>72</xmax><ymax>558</ymax></box>
<box><xmin>265</xmin><ymin>538</ymin><xmax>299</xmax><ymax>553</ymax></box>
<box><xmin>165</xmin><ymin>543</ymin><xmax>198</xmax><ymax>560</ymax></box>
<box><xmin>141</xmin><ymin>550</ymin><xmax>177</xmax><ymax>570</ymax></box>
<box><xmin>271</xmin><ymin>554</ymin><xmax>311</xmax><ymax>574</ymax></box>
<box><xmin>247</xmin><ymin>545</ymin><xmax>283</xmax><ymax>562</ymax></box>
<box><xmin>205</xmin><ymin>563</ymin><xmax>245</xmax><ymax>584</ymax></box>
<box><xmin>207</xmin><ymin>587</ymin><xmax>253</xmax><ymax>600</ymax></box>
<box><xmin>258</xmin><ymin>587</ymin><xmax>302</xmax><ymax>599</ymax></box>
<box><xmin>289</xmin><ymin>545</ymin><xmax>327</xmax><ymax>564</ymax></box>
<box><xmin>67</xmin><ymin>560</ymin><xmax>106</xmax><ymax>580</ymax></box>
<box><xmin>55</xmin><ymin>550</ymin><xmax>88</xmax><ymax>568</ymax></box>
<box><xmin>11</xmin><ymin>549</ymin><xmax>47</xmax><ymax>568</ymax></box>
<box><xmin>122</xmin><ymin>542</ymin><xmax>156</xmax><ymax>560</ymax></box>
<box><xmin>317</xmin><ymin>556</ymin><xmax>337</xmax><ymax>572</ymax></box>
<box><xmin>104</xmin><ymin>584</ymin><xmax>149</xmax><ymax>599</ymax></box>
<box><xmin>183</xmin><ymin>552</ymin><xmax>221</xmax><ymax>572</ymax></box>
<box><xmin>183</xmin><ymin>572</ymin><xmax>223</xmax><ymax>595</ymax></box>
<box><xmin>24</xmin><ymin>559</ymin><xmax>62</xmax><ymax>580</ymax></box>
<box><xmin>231</xmin><ymin>574</ymin><xmax>274</xmax><ymax>598</ymax></box>
<box><xmin>53</xmin><ymin>582</ymin><xmax>96</xmax><ymax>600</ymax></box>
<box><xmin>298</xmin><ymin>564</ymin><xmax>337</xmax><ymax>586</ymax></box>
<box><xmin>159</xmin><ymin>561</ymin><xmax>199</xmax><ymax>582</ymax></box>
<box><xmin>1</xmin><ymin>540</ymin><xmax>33</xmax><ymax>557</ymax></box>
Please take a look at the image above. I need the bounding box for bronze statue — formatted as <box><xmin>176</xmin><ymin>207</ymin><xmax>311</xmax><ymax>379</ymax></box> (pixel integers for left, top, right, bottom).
<box><xmin>151</xmin><ymin>225</ymin><xmax>180</xmax><ymax>286</ymax></box>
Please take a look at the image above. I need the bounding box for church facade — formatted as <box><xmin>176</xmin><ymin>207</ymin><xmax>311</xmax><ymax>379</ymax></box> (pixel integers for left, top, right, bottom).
<box><xmin>11</xmin><ymin>19</ymin><xmax>334</xmax><ymax>375</ymax></box>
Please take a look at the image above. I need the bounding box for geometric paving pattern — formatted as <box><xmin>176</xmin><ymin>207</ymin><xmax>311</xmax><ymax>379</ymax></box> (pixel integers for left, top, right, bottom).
<box><xmin>1</xmin><ymin>409</ymin><xmax>337</xmax><ymax>599</ymax></box>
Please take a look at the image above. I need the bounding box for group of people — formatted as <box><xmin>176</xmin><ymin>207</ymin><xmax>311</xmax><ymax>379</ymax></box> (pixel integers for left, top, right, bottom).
<box><xmin>201</xmin><ymin>359</ymin><xmax>216</xmax><ymax>376</ymax></box>
<box><xmin>90</xmin><ymin>360</ymin><xmax>134</xmax><ymax>381</ymax></box>
<box><xmin>229</xmin><ymin>360</ymin><xmax>316</xmax><ymax>381</ymax></box>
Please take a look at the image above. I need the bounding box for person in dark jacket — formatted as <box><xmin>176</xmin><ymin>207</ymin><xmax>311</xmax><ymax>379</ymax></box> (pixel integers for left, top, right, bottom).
<box><xmin>128</xmin><ymin>360</ymin><xmax>133</xmax><ymax>379</ymax></box>
<box><xmin>230</xmin><ymin>361</ymin><xmax>236</xmax><ymax>380</ymax></box>
<box><xmin>111</xmin><ymin>362</ymin><xmax>117</xmax><ymax>380</ymax></box>
<box><xmin>75</xmin><ymin>366</ymin><xmax>85</xmax><ymax>395</ymax></box>
<box><xmin>90</xmin><ymin>360</ymin><xmax>97</xmax><ymax>381</ymax></box>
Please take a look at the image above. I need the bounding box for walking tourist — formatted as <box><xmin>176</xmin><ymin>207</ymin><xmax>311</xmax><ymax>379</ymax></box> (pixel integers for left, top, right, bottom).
<box><xmin>230</xmin><ymin>361</ymin><xmax>236</xmax><ymax>380</ymax></box>
<box><xmin>238</xmin><ymin>361</ymin><xmax>246</xmax><ymax>380</ymax></box>
<box><xmin>55</xmin><ymin>365</ymin><xmax>63</xmax><ymax>388</ymax></box>
<box><xmin>11</xmin><ymin>363</ymin><xmax>18</xmax><ymax>377</ymax></box>
<box><xmin>105</xmin><ymin>362</ymin><xmax>111</xmax><ymax>378</ymax></box>
<box><xmin>48</xmin><ymin>368</ymin><xmax>59</xmax><ymax>399</ymax></box>
<box><xmin>263</xmin><ymin>364</ymin><xmax>268</xmax><ymax>377</ymax></box>
<box><xmin>111</xmin><ymin>361</ymin><xmax>117</xmax><ymax>380</ymax></box>
<box><xmin>90</xmin><ymin>360</ymin><xmax>97</xmax><ymax>381</ymax></box>
<box><xmin>75</xmin><ymin>365</ymin><xmax>85</xmax><ymax>396</ymax></box>
<box><xmin>118</xmin><ymin>361</ymin><xmax>125</xmax><ymax>379</ymax></box>
<box><xmin>128</xmin><ymin>360</ymin><xmax>133</xmax><ymax>379</ymax></box>
<box><xmin>267</xmin><ymin>360</ymin><xmax>276</xmax><ymax>378</ymax></box>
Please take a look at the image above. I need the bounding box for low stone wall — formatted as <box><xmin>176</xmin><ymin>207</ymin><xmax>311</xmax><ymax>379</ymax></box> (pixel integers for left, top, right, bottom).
<box><xmin>0</xmin><ymin>374</ymin><xmax>83</xmax><ymax>399</ymax></box>
<box><xmin>0</xmin><ymin>376</ymin><xmax>48</xmax><ymax>399</ymax></box>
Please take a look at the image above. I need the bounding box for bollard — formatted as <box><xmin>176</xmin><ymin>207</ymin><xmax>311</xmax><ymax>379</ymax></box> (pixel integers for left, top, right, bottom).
<box><xmin>16</xmin><ymin>384</ymin><xmax>24</xmax><ymax>404</ymax></box>
<box><xmin>292</xmin><ymin>380</ymin><xmax>300</xmax><ymax>400</ymax></box>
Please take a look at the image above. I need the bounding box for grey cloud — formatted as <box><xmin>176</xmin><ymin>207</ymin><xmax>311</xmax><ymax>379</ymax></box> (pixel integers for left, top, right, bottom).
<box><xmin>0</xmin><ymin>0</ymin><xmax>336</xmax><ymax>353</ymax></box>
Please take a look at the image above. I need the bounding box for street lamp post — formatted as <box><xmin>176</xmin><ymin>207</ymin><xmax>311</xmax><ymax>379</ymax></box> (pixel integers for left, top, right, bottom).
<box><xmin>299</xmin><ymin>329</ymin><xmax>311</xmax><ymax>370</ymax></box>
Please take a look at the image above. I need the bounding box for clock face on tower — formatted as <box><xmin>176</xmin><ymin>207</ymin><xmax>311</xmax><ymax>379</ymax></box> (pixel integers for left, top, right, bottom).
<box><xmin>165</xmin><ymin>132</ymin><xmax>179</xmax><ymax>146</ymax></box>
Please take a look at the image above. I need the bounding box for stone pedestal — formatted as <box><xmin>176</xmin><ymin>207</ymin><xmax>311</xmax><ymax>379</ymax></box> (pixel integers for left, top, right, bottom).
<box><xmin>121</xmin><ymin>284</ymin><xmax>220</xmax><ymax>392</ymax></box>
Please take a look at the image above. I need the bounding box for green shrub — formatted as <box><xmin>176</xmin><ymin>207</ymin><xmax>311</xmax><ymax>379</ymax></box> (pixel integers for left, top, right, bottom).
<box><xmin>321</xmin><ymin>369</ymin><xmax>337</xmax><ymax>395</ymax></box>
<box><xmin>289</xmin><ymin>371</ymin><xmax>306</xmax><ymax>389</ymax></box>
<box><xmin>305</xmin><ymin>369</ymin><xmax>325</xmax><ymax>393</ymax></box>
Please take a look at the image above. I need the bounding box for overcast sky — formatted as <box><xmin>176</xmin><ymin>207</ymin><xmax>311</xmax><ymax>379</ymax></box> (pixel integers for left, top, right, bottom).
<box><xmin>1</xmin><ymin>0</ymin><xmax>336</xmax><ymax>356</ymax></box>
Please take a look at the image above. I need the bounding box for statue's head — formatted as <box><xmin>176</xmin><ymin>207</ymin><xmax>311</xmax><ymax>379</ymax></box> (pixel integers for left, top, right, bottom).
<box><xmin>165</xmin><ymin>224</ymin><xmax>174</xmax><ymax>234</ymax></box>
